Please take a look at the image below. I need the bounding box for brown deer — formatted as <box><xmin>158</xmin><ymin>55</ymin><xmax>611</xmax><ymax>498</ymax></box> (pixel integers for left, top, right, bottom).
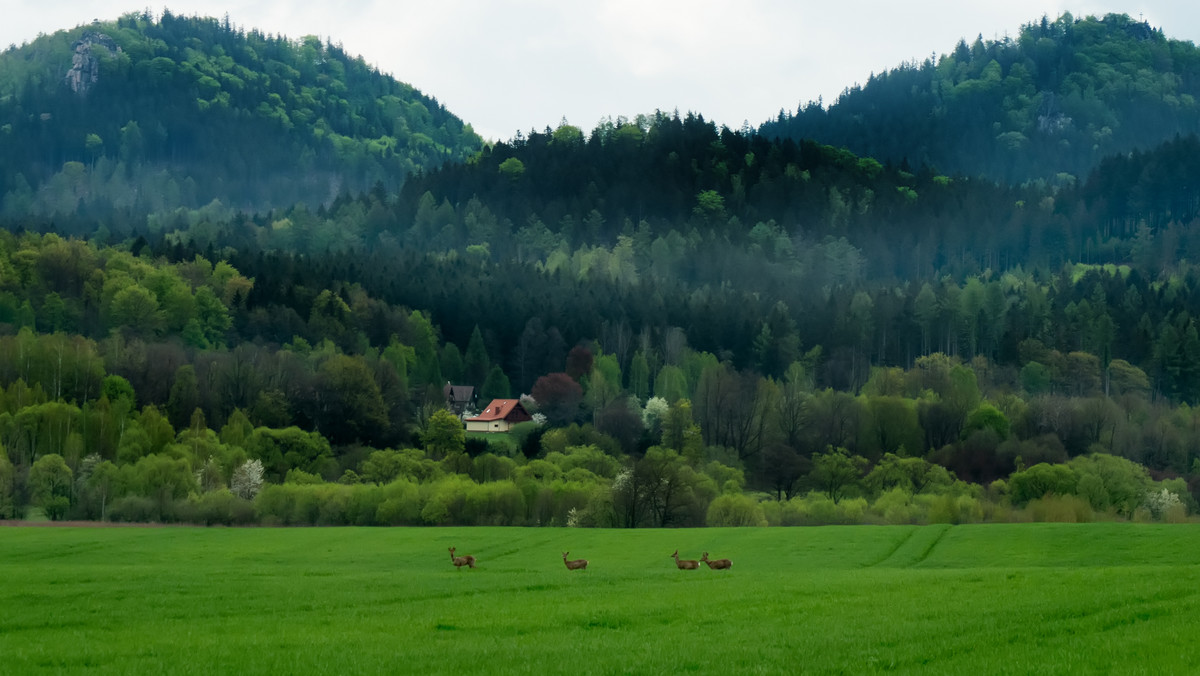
<box><xmin>562</xmin><ymin>551</ymin><xmax>589</xmax><ymax>571</ymax></box>
<box><xmin>701</xmin><ymin>552</ymin><xmax>732</xmax><ymax>570</ymax></box>
<box><xmin>448</xmin><ymin>546</ymin><xmax>476</xmax><ymax>569</ymax></box>
<box><xmin>671</xmin><ymin>549</ymin><xmax>700</xmax><ymax>570</ymax></box>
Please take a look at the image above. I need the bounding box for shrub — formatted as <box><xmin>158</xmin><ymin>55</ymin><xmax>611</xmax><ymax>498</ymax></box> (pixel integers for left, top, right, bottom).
<box><xmin>344</xmin><ymin>485</ymin><xmax>385</xmax><ymax>526</ymax></box>
<box><xmin>571</xmin><ymin>486</ymin><xmax>615</xmax><ymax>528</ymax></box>
<box><xmin>528</xmin><ymin>481</ymin><xmax>585</xmax><ymax>526</ymax></box>
<box><xmin>186</xmin><ymin>489</ymin><xmax>256</xmax><ymax>525</ymax></box>
<box><xmin>778</xmin><ymin>492</ymin><xmax>868</xmax><ymax>525</ymax></box>
<box><xmin>1164</xmin><ymin>502</ymin><xmax>1190</xmax><ymax>524</ymax></box>
<box><xmin>108</xmin><ymin>495</ymin><xmax>159</xmax><ymax>523</ymax></box>
<box><xmin>922</xmin><ymin>493</ymin><xmax>984</xmax><ymax>524</ymax></box>
<box><xmin>375</xmin><ymin>479</ymin><xmax>422</xmax><ymax>525</ymax></box>
<box><xmin>465</xmin><ymin>480</ymin><xmax>526</xmax><ymax>525</ymax></box>
<box><xmin>1144</xmin><ymin>487</ymin><xmax>1183</xmax><ymax>521</ymax></box>
<box><xmin>420</xmin><ymin>476</ymin><xmax>474</xmax><ymax>525</ymax></box>
<box><xmin>471</xmin><ymin>453</ymin><xmax>518</xmax><ymax>483</ymax></box>
<box><xmin>1009</xmin><ymin>463</ymin><xmax>1077</xmax><ymax>506</ymax></box>
<box><xmin>254</xmin><ymin>484</ymin><xmax>294</xmax><ymax>525</ymax></box>
<box><xmin>872</xmin><ymin>487</ymin><xmax>918</xmax><ymax>525</ymax></box>
<box><xmin>315</xmin><ymin>484</ymin><xmax>352</xmax><ymax>525</ymax></box>
<box><xmin>706</xmin><ymin>494</ymin><xmax>767</xmax><ymax>527</ymax></box>
<box><xmin>0</xmin><ymin>450</ymin><xmax>14</xmax><ymax>519</ymax></box>
<box><xmin>760</xmin><ymin>500</ymin><xmax>783</xmax><ymax>526</ymax></box>
<box><xmin>837</xmin><ymin>498</ymin><xmax>868</xmax><ymax>524</ymax></box>
<box><xmin>284</xmin><ymin>468</ymin><xmax>324</xmax><ymax>485</ymax></box>
<box><xmin>1025</xmin><ymin>494</ymin><xmax>1095</xmax><ymax>523</ymax></box>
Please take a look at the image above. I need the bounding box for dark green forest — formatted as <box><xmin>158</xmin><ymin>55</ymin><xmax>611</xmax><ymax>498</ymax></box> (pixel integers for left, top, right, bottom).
<box><xmin>0</xmin><ymin>10</ymin><xmax>482</xmax><ymax>216</ymax></box>
<box><xmin>0</xmin><ymin>11</ymin><xmax>1198</xmax><ymax>527</ymax></box>
<box><xmin>762</xmin><ymin>13</ymin><xmax>1200</xmax><ymax>184</ymax></box>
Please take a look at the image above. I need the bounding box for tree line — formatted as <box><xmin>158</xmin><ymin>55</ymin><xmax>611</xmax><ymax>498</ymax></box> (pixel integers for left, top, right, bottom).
<box><xmin>0</xmin><ymin>232</ymin><xmax>1196</xmax><ymax>524</ymax></box>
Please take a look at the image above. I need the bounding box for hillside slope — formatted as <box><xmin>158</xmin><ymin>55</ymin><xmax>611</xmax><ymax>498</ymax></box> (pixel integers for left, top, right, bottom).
<box><xmin>761</xmin><ymin>13</ymin><xmax>1200</xmax><ymax>183</ymax></box>
<box><xmin>0</xmin><ymin>10</ymin><xmax>482</xmax><ymax>217</ymax></box>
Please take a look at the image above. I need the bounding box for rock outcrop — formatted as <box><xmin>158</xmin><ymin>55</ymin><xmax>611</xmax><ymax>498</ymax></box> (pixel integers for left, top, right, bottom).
<box><xmin>65</xmin><ymin>31</ymin><xmax>120</xmax><ymax>96</ymax></box>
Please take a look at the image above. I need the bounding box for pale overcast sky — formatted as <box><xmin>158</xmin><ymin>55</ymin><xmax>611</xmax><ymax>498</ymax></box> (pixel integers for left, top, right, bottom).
<box><xmin>3</xmin><ymin>2</ymin><xmax>1199</xmax><ymax>141</ymax></box>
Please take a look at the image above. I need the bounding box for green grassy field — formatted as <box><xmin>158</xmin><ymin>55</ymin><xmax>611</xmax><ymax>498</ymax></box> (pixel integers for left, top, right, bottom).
<box><xmin>2</xmin><ymin>524</ymin><xmax>1199</xmax><ymax>674</ymax></box>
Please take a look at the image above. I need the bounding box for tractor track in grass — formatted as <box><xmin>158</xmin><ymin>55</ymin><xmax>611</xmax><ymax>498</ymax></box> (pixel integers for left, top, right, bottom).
<box><xmin>867</xmin><ymin>524</ymin><xmax>952</xmax><ymax>568</ymax></box>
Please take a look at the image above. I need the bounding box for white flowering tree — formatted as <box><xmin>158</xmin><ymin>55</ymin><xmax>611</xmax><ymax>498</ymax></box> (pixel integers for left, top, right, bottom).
<box><xmin>230</xmin><ymin>459</ymin><xmax>264</xmax><ymax>500</ymax></box>
<box><xmin>1144</xmin><ymin>487</ymin><xmax>1182</xmax><ymax>520</ymax></box>
<box><xmin>642</xmin><ymin>396</ymin><xmax>669</xmax><ymax>434</ymax></box>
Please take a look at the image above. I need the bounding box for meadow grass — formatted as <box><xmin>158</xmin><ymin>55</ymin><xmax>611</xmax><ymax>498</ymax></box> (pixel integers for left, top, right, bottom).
<box><xmin>2</xmin><ymin>523</ymin><xmax>1199</xmax><ymax>674</ymax></box>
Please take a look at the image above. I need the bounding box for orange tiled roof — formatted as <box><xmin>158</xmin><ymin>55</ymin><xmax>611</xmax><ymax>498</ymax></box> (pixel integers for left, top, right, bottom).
<box><xmin>466</xmin><ymin>399</ymin><xmax>522</xmax><ymax>422</ymax></box>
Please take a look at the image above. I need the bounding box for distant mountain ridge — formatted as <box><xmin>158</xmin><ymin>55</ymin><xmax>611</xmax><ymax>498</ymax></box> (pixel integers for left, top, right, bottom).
<box><xmin>0</xmin><ymin>10</ymin><xmax>483</xmax><ymax>217</ymax></box>
<box><xmin>761</xmin><ymin>13</ymin><xmax>1200</xmax><ymax>183</ymax></box>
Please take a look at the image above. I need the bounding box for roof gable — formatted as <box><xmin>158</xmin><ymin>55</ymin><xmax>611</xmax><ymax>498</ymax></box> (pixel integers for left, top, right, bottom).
<box><xmin>466</xmin><ymin>399</ymin><xmax>531</xmax><ymax>422</ymax></box>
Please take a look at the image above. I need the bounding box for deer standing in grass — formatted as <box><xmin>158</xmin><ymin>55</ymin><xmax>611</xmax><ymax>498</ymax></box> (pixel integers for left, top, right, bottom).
<box><xmin>562</xmin><ymin>552</ymin><xmax>588</xmax><ymax>571</ymax></box>
<box><xmin>671</xmin><ymin>549</ymin><xmax>700</xmax><ymax>570</ymax></box>
<box><xmin>701</xmin><ymin>552</ymin><xmax>732</xmax><ymax>570</ymax></box>
<box><xmin>448</xmin><ymin>547</ymin><xmax>476</xmax><ymax>570</ymax></box>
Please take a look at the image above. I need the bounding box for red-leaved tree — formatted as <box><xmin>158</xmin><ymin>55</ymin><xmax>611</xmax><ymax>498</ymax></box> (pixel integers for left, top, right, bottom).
<box><xmin>531</xmin><ymin>372</ymin><xmax>583</xmax><ymax>426</ymax></box>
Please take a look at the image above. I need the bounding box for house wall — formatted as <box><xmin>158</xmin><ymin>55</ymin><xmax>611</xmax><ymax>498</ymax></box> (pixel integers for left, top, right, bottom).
<box><xmin>466</xmin><ymin>420</ymin><xmax>513</xmax><ymax>433</ymax></box>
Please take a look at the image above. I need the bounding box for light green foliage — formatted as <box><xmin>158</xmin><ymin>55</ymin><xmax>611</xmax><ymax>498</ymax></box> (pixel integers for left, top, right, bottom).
<box><xmin>246</xmin><ymin>426</ymin><xmax>335</xmax><ymax>482</ymax></box>
<box><xmin>652</xmin><ymin>365</ymin><xmax>688</xmax><ymax>405</ymax></box>
<box><xmin>544</xmin><ymin>445</ymin><xmax>621</xmax><ymax>479</ymax></box>
<box><xmin>628</xmin><ymin>351</ymin><xmax>651</xmax><ymax>401</ymax></box>
<box><xmin>0</xmin><ymin>447</ymin><xmax>12</xmax><ymax>518</ymax></box>
<box><xmin>766</xmin><ymin>492</ymin><xmax>869</xmax><ymax>526</ymax></box>
<box><xmin>101</xmin><ymin>375</ymin><xmax>136</xmax><ymax>404</ymax></box>
<box><xmin>706</xmin><ymin>493</ymin><xmax>767</xmax><ymax>526</ymax></box>
<box><xmin>471</xmin><ymin>454</ymin><xmax>517</xmax><ymax>483</ymax></box>
<box><xmin>498</xmin><ymin>157</ymin><xmax>525</xmax><ymax>180</ymax></box>
<box><xmin>871</xmin><ymin>487</ymin><xmax>918</xmax><ymax>524</ymax></box>
<box><xmin>1009</xmin><ymin>462</ymin><xmax>1078</xmax><ymax>506</ymax></box>
<box><xmin>28</xmin><ymin>453</ymin><xmax>72</xmax><ymax>519</ymax></box>
<box><xmin>219</xmin><ymin>409</ymin><xmax>253</xmax><ymax>448</ymax></box>
<box><xmin>1068</xmin><ymin>453</ymin><xmax>1151</xmax><ymax>516</ymax></box>
<box><xmin>538</xmin><ymin>424</ymin><xmax>620</xmax><ymax>457</ymax></box>
<box><xmin>865</xmin><ymin>453</ymin><xmax>953</xmax><ymax>496</ymax></box>
<box><xmin>107</xmin><ymin>284</ymin><xmax>163</xmax><ymax>334</ymax></box>
<box><xmin>962</xmin><ymin>403</ymin><xmax>1010</xmax><ymax>440</ymax></box>
<box><xmin>284</xmin><ymin>468</ymin><xmax>324</xmax><ymax>485</ymax></box>
<box><xmin>659</xmin><ymin>399</ymin><xmax>703</xmax><ymax>459</ymax></box>
<box><xmin>1025</xmin><ymin>494</ymin><xmax>1096</xmax><ymax>522</ymax></box>
<box><xmin>422</xmin><ymin>409</ymin><xmax>465</xmax><ymax>459</ymax></box>
<box><xmin>551</xmin><ymin>122</ymin><xmax>585</xmax><ymax>146</ymax></box>
<box><xmin>360</xmin><ymin>448</ymin><xmax>441</xmax><ymax>485</ymax></box>
<box><xmin>809</xmin><ymin>446</ymin><xmax>868</xmax><ymax>503</ymax></box>
<box><xmin>704</xmin><ymin>460</ymin><xmax>745</xmax><ymax>494</ymax></box>
<box><xmin>925</xmin><ymin>492</ymin><xmax>984</xmax><ymax>524</ymax></box>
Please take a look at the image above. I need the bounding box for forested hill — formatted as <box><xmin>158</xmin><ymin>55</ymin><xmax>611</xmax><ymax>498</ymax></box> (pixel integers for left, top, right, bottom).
<box><xmin>0</xmin><ymin>10</ymin><xmax>482</xmax><ymax>217</ymax></box>
<box><xmin>761</xmin><ymin>13</ymin><xmax>1200</xmax><ymax>184</ymax></box>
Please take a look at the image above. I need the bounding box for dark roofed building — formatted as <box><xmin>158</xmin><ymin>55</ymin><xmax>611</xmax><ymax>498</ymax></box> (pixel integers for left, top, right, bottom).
<box><xmin>444</xmin><ymin>383</ymin><xmax>476</xmax><ymax>416</ymax></box>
